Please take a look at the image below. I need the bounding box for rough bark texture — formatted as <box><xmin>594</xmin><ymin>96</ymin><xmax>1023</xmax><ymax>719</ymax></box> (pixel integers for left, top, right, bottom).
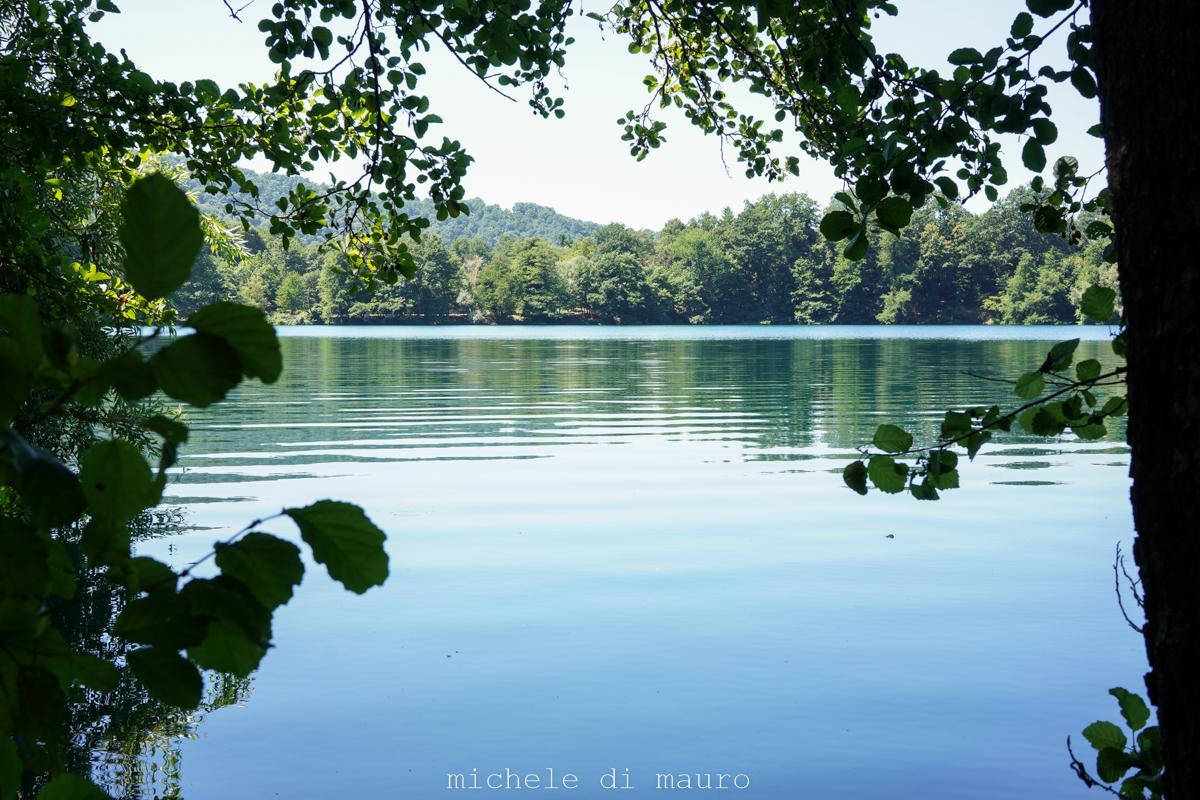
<box><xmin>1091</xmin><ymin>2</ymin><xmax>1200</xmax><ymax>797</ymax></box>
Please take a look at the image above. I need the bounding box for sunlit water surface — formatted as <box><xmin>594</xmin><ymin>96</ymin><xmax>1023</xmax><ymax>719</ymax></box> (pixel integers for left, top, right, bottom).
<box><xmin>141</xmin><ymin>326</ymin><xmax>1141</xmax><ymax>799</ymax></box>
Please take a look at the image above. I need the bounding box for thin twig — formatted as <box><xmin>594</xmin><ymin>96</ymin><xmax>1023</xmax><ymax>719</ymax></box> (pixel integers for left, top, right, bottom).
<box><xmin>1114</xmin><ymin>543</ymin><xmax>1145</xmax><ymax>634</ymax></box>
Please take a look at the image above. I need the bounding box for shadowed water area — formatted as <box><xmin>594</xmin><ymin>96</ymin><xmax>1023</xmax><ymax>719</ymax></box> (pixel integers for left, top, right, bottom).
<box><xmin>129</xmin><ymin>326</ymin><xmax>1140</xmax><ymax>799</ymax></box>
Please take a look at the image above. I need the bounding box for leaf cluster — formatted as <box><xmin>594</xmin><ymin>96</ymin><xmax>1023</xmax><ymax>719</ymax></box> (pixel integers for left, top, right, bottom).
<box><xmin>1</xmin><ymin>175</ymin><xmax>389</xmax><ymax>798</ymax></box>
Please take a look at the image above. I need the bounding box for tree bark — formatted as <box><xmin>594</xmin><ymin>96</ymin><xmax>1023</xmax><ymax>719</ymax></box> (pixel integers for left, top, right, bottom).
<box><xmin>1091</xmin><ymin>2</ymin><xmax>1200</xmax><ymax>797</ymax></box>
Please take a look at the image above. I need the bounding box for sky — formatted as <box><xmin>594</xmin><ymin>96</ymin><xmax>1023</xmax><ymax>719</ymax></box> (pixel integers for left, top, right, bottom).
<box><xmin>92</xmin><ymin>1</ymin><xmax>1103</xmax><ymax>230</ymax></box>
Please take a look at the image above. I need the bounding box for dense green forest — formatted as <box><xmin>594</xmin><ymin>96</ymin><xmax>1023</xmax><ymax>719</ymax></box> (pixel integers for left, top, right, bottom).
<box><xmin>180</xmin><ymin>171</ymin><xmax>1118</xmax><ymax>326</ymax></box>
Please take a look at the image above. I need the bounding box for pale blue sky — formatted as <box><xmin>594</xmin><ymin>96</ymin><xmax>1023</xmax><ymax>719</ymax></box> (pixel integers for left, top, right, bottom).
<box><xmin>93</xmin><ymin>1</ymin><xmax>1102</xmax><ymax>229</ymax></box>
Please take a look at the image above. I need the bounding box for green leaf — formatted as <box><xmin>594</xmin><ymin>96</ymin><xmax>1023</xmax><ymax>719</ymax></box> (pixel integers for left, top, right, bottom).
<box><xmin>1071</xmin><ymin>66</ymin><xmax>1098</xmax><ymax>98</ymax></box>
<box><xmin>1096</xmin><ymin>747</ymin><xmax>1135</xmax><ymax>783</ymax></box>
<box><xmin>1</xmin><ymin>430</ymin><xmax>85</xmax><ymax>529</ymax></box>
<box><xmin>188</xmin><ymin>302</ymin><xmax>282</xmax><ymax>383</ymax></box>
<box><xmin>866</xmin><ymin>455</ymin><xmax>908</xmax><ymax>494</ymax></box>
<box><xmin>1022</xmin><ymin>138</ymin><xmax>1046</xmax><ymax>172</ymax></box>
<box><xmin>1076</xmin><ymin>359</ymin><xmax>1102</xmax><ymax>382</ymax></box>
<box><xmin>819</xmin><ymin>210</ymin><xmax>856</xmax><ymax>242</ymax></box>
<box><xmin>215</xmin><ymin>532</ymin><xmax>305</xmax><ymax>609</ymax></box>
<box><xmin>1031</xmin><ymin>118</ymin><xmax>1058</xmax><ymax>145</ymax></box>
<box><xmin>1109</xmin><ymin>687</ymin><xmax>1151</xmax><ymax>731</ymax></box>
<box><xmin>1136</xmin><ymin>728</ymin><xmax>1162</xmax><ymax>771</ymax></box>
<box><xmin>842</xmin><ymin>226</ymin><xmax>869</xmax><ymax>260</ymax></box>
<box><xmin>1031</xmin><ymin>406</ymin><xmax>1066</xmax><ymax>436</ymax></box>
<box><xmin>966</xmin><ymin>430</ymin><xmax>992</xmax><ymax>460</ymax></box>
<box><xmin>0</xmin><ymin>339</ymin><xmax>30</xmax><ymax>424</ymax></box>
<box><xmin>80</xmin><ymin>518</ymin><xmax>131</xmax><ymax>566</ymax></box>
<box><xmin>1081</xmin><ymin>285</ymin><xmax>1117</xmax><ymax>322</ymax></box>
<box><xmin>1112</xmin><ymin>332</ymin><xmax>1127</xmax><ymax>358</ymax></box>
<box><xmin>0</xmin><ymin>517</ymin><xmax>50</xmax><ymax>595</ymax></box>
<box><xmin>1101</xmin><ymin>396</ymin><xmax>1127</xmax><ymax>417</ymax></box>
<box><xmin>1014</xmin><ymin>371</ymin><xmax>1044</xmax><ymax>399</ymax></box>
<box><xmin>127</xmin><ymin>647</ymin><xmax>203</xmax><ymax>708</ymax></box>
<box><xmin>96</xmin><ymin>349</ymin><xmax>157</xmax><ymax>402</ymax></box>
<box><xmin>947</xmin><ymin>47</ymin><xmax>983</xmax><ymax>65</ymax></box>
<box><xmin>855</xmin><ymin>175</ymin><xmax>889</xmax><ymax>205</ymax></box>
<box><xmin>123</xmin><ymin>556</ymin><xmax>178</xmax><ymax>594</ymax></box>
<box><xmin>35</xmin><ymin>774</ymin><xmax>110</xmax><ymax>800</ymax></box>
<box><xmin>1073</xmin><ymin>422</ymin><xmax>1107</xmax><ymax>440</ymax></box>
<box><xmin>119</xmin><ymin>173</ymin><xmax>203</xmax><ymax>300</ymax></box>
<box><xmin>1046</xmin><ymin>338</ymin><xmax>1080</xmax><ymax>371</ymax></box>
<box><xmin>842</xmin><ymin>460</ymin><xmax>868</xmax><ymax>495</ymax></box>
<box><xmin>1010</xmin><ymin>11</ymin><xmax>1034</xmax><ymax>38</ymax></box>
<box><xmin>285</xmin><ymin>500</ymin><xmax>389</xmax><ymax>593</ymax></box>
<box><xmin>874</xmin><ymin>196</ymin><xmax>913</xmax><ymax>229</ymax></box>
<box><xmin>1082</xmin><ymin>720</ymin><xmax>1127</xmax><ymax>752</ymax></box>
<box><xmin>180</xmin><ymin>577</ymin><xmax>272</xmax><ymax>676</ymax></box>
<box><xmin>68</xmin><ymin>653</ymin><xmax>120</xmax><ymax>692</ymax></box>
<box><xmin>150</xmin><ymin>333</ymin><xmax>242</xmax><ymax>407</ymax></box>
<box><xmin>934</xmin><ymin>176</ymin><xmax>959</xmax><ymax>200</ymax></box>
<box><xmin>909</xmin><ymin>477</ymin><xmax>939</xmax><ymax>501</ymax></box>
<box><xmin>1026</xmin><ymin>0</ymin><xmax>1074</xmax><ymax>16</ymax></box>
<box><xmin>187</xmin><ymin>620</ymin><xmax>267</xmax><ymax>677</ymax></box>
<box><xmin>0</xmin><ymin>735</ymin><xmax>18</xmax><ymax>800</ymax></box>
<box><xmin>0</xmin><ymin>294</ymin><xmax>44</xmax><ymax>359</ymax></box>
<box><xmin>932</xmin><ymin>468</ymin><xmax>959</xmax><ymax>491</ymax></box>
<box><xmin>872</xmin><ymin>423</ymin><xmax>913</xmax><ymax>454</ymax></box>
<box><xmin>1119</xmin><ymin>777</ymin><xmax>1148</xmax><ymax>800</ymax></box>
<box><xmin>115</xmin><ymin>592</ymin><xmax>206</xmax><ymax>649</ymax></box>
<box><xmin>144</xmin><ymin>414</ymin><xmax>188</xmax><ymax>445</ymax></box>
<box><xmin>940</xmin><ymin>410</ymin><xmax>972</xmax><ymax>439</ymax></box>
<box><xmin>80</xmin><ymin>440</ymin><xmax>153</xmax><ymax>521</ymax></box>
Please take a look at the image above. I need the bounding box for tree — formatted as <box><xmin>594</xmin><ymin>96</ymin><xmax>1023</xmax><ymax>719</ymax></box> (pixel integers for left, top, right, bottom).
<box><xmin>1091</xmin><ymin>5</ymin><xmax>1200</xmax><ymax>796</ymax></box>
<box><xmin>575</xmin><ymin>252</ymin><xmax>655</xmax><ymax>322</ymax></box>
<box><xmin>275</xmin><ymin>273</ymin><xmax>309</xmax><ymax>316</ymax></box>
<box><xmin>607</xmin><ymin>0</ymin><xmax>1196</xmax><ymax>794</ymax></box>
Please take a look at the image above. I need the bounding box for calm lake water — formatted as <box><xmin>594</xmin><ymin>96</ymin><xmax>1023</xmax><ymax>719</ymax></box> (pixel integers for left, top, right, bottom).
<box><xmin>138</xmin><ymin>326</ymin><xmax>1143</xmax><ymax>799</ymax></box>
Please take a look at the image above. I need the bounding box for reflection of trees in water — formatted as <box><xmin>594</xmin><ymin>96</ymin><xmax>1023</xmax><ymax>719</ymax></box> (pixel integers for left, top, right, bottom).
<box><xmin>54</xmin><ymin>509</ymin><xmax>252</xmax><ymax>800</ymax></box>
<box><xmin>177</xmin><ymin>336</ymin><xmax>1127</xmax><ymax>465</ymax></box>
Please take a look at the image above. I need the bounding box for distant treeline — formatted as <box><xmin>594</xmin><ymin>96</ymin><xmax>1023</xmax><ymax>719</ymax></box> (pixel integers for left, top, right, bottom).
<box><xmin>175</xmin><ymin>186</ymin><xmax>1118</xmax><ymax>325</ymax></box>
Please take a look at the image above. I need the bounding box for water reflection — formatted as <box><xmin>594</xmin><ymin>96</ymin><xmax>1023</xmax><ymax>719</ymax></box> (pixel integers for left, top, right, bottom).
<box><xmin>60</xmin><ymin>512</ymin><xmax>252</xmax><ymax>800</ymax></box>
<box><xmin>171</xmin><ymin>332</ymin><xmax>1126</xmax><ymax>484</ymax></box>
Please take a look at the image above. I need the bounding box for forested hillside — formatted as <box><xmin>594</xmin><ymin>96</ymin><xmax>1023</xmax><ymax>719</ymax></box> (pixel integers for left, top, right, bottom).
<box><xmin>177</xmin><ymin>182</ymin><xmax>1117</xmax><ymax>326</ymax></box>
<box><xmin>186</xmin><ymin>167</ymin><xmax>601</xmax><ymax>246</ymax></box>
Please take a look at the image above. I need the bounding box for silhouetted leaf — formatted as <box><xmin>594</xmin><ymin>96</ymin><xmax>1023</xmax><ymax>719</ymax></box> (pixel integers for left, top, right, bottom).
<box><xmin>1014</xmin><ymin>371</ymin><xmax>1044</xmax><ymax>399</ymax></box>
<box><xmin>127</xmin><ymin>647</ymin><xmax>203</xmax><ymax>708</ymax></box>
<box><xmin>867</xmin><ymin>455</ymin><xmax>907</xmax><ymax>494</ymax></box>
<box><xmin>1076</xmin><ymin>359</ymin><xmax>1101</xmax><ymax>382</ymax></box>
<box><xmin>1081</xmin><ymin>285</ymin><xmax>1117</xmax><ymax>322</ymax></box>
<box><xmin>1082</xmin><ymin>720</ymin><xmax>1127</xmax><ymax>752</ymax></box>
<box><xmin>119</xmin><ymin>173</ymin><xmax>202</xmax><ymax>300</ymax></box>
<box><xmin>215</xmin><ymin>532</ymin><xmax>305</xmax><ymax>609</ymax></box>
<box><xmin>150</xmin><ymin>333</ymin><xmax>242</xmax><ymax>407</ymax></box>
<box><xmin>285</xmin><ymin>501</ymin><xmax>389</xmax><ymax>593</ymax></box>
<box><xmin>875</xmin><ymin>196</ymin><xmax>913</xmax><ymax>229</ymax></box>
<box><xmin>819</xmin><ymin>210</ymin><xmax>856</xmax><ymax>241</ymax></box>
<box><xmin>842</xmin><ymin>460</ymin><xmax>868</xmax><ymax>494</ymax></box>
<box><xmin>80</xmin><ymin>440</ymin><xmax>153</xmax><ymax>521</ymax></box>
<box><xmin>872</xmin><ymin>424</ymin><xmax>913</xmax><ymax>453</ymax></box>
<box><xmin>1096</xmin><ymin>747</ymin><xmax>1134</xmax><ymax>783</ymax></box>
<box><xmin>188</xmin><ymin>302</ymin><xmax>282</xmax><ymax>383</ymax></box>
<box><xmin>1109</xmin><ymin>687</ymin><xmax>1150</xmax><ymax>731</ymax></box>
<box><xmin>34</xmin><ymin>774</ymin><xmax>110</xmax><ymax>800</ymax></box>
<box><xmin>1</xmin><ymin>430</ymin><xmax>84</xmax><ymax>529</ymax></box>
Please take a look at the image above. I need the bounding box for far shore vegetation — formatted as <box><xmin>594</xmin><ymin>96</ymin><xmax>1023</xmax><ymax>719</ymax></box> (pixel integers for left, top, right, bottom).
<box><xmin>180</xmin><ymin>170</ymin><xmax>1117</xmax><ymax>327</ymax></box>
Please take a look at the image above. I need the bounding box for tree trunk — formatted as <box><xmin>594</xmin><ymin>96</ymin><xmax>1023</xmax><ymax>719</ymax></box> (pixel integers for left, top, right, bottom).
<box><xmin>1091</xmin><ymin>3</ymin><xmax>1200</xmax><ymax>797</ymax></box>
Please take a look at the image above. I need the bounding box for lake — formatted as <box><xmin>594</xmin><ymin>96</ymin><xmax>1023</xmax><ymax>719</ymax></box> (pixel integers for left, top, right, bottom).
<box><xmin>126</xmin><ymin>326</ymin><xmax>1143</xmax><ymax>799</ymax></box>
